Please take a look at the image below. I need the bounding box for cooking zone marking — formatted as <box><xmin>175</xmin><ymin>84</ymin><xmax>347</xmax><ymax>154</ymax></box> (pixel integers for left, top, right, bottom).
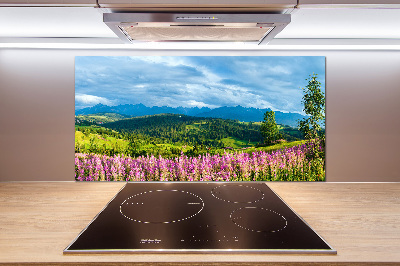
<box><xmin>120</xmin><ymin>190</ymin><xmax>204</xmax><ymax>224</ymax></box>
<box><xmin>230</xmin><ymin>207</ymin><xmax>287</xmax><ymax>233</ymax></box>
<box><xmin>211</xmin><ymin>185</ymin><xmax>265</xmax><ymax>204</ymax></box>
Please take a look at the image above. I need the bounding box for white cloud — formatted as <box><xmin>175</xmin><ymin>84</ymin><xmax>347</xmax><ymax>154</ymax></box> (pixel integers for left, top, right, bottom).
<box><xmin>196</xmin><ymin>65</ymin><xmax>221</xmax><ymax>83</ymax></box>
<box><xmin>238</xmin><ymin>61</ymin><xmax>292</xmax><ymax>76</ymax></box>
<box><xmin>131</xmin><ymin>56</ymin><xmax>188</xmax><ymax>68</ymax></box>
<box><xmin>75</xmin><ymin>93</ymin><xmax>114</xmax><ymax>106</ymax></box>
<box><xmin>133</xmin><ymin>56</ymin><xmax>222</xmax><ymax>83</ymax></box>
<box><xmin>267</xmin><ymin>65</ymin><xmax>292</xmax><ymax>75</ymax></box>
<box><xmin>246</xmin><ymin>97</ymin><xmax>275</xmax><ymax>110</ymax></box>
<box><xmin>185</xmin><ymin>100</ymin><xmax>220</xmax><ymax>109</ymax></box>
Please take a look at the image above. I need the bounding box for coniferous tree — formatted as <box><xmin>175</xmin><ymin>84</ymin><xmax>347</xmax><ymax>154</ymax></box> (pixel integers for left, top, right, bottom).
<box><xmin>260</xmin><ymin>110</ymin><xmax>279</xmax><ymax>145</ymax></box>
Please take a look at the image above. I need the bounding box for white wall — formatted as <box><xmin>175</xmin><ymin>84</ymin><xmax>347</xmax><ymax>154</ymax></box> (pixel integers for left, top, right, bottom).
<box><xmin>0</xmin><ymin>48</ymin><xmax>399</xmax><ymax>182</ymax></box>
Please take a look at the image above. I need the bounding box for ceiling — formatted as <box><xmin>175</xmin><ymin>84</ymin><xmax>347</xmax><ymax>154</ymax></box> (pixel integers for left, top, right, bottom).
<box><xmin>0</xmin><ymin>4</ymin><xmax>400</xmax><ymax>48</ymax></box>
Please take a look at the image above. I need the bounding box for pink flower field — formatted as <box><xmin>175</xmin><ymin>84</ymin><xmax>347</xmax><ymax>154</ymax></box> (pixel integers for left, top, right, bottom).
<box><xmin>75</xmin><ymin>144</ymin><xmax>325</xmax><ymax>182</ymax></box>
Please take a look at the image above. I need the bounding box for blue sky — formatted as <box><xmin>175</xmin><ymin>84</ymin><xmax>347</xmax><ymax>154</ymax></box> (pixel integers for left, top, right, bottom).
<box><xmin>75</xmin><ymin>56</ymin><xmax>325</xmax><ymax>114</ymax></box>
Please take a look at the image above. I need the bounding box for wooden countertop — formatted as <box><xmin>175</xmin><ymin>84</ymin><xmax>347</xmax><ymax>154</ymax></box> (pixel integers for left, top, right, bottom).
<box><xmin>0</xmin><ymin>182</ymin><xmax>399</xmax><ymax>265</ymax></box>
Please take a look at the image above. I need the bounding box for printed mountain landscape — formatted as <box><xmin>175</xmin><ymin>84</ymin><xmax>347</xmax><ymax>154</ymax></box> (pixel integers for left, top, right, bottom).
<box><xmin>75</xmin><ymin>56</ymin><xmax>326</xmax><ymax>182</ymax></box>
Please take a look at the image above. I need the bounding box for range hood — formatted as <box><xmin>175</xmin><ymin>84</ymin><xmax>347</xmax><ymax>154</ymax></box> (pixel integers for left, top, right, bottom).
<box><xmin>103</xmin><ymin>13</ymin><xmax>291</xmax><ymax>45</ymax></box>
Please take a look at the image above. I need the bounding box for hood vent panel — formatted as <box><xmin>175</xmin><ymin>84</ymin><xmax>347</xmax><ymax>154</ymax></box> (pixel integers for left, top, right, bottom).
<box><xmin>120</xmin><ymin>25</ymin><xmax>274</xmax><ymax>42</ymax></box>
<box><xmin>104</xmin><ymin>13</ymin><xmax>290</xmax><ymax>45</ymax></box>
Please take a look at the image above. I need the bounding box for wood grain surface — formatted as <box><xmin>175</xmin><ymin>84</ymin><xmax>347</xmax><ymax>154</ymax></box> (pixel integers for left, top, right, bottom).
<box><xmin>0</xmin><ymin>182</ymin><xmax>399</xmax><ymax>265</ymax></box>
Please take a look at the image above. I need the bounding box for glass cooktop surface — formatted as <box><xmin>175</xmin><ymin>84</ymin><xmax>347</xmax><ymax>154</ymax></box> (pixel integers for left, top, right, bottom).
<box><xmin>64</xmin><ymin>182</ymin><xmax>336</xmax><ymax>254</ymax></box>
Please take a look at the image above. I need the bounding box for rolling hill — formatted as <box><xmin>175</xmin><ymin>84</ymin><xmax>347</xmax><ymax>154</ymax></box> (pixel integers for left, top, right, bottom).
<box><xmin>76</xmin><ymin>103</ymin><xmax>306</xmax><ymax>127</ymax></box>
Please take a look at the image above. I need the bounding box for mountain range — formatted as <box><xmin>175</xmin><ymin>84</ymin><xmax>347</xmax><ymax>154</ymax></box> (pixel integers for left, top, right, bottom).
<box><xmin>76</xmin><ymin>103</ymin><xmax>306</xmax><ymax>128</ymax></box>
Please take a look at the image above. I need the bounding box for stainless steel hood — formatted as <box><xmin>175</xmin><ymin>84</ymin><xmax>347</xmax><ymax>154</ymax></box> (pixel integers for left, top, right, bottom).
<box><xmin>103</xmin><ymin>13</ymin><xmax>291</xmax><ymax>45</ymax></box>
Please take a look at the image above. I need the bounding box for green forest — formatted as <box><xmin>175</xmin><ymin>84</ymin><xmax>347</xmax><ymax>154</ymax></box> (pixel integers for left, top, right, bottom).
<box><xmin>75</xmin><ymin>113</ymin><xmax>305</xmax><ymax>158</ymax></box>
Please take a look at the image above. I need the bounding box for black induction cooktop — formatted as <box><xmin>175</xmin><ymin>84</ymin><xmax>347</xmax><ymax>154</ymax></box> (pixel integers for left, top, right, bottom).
<box><xmin>64</xmin><ymin>182</ymin><xmax>336</xmax><ymax>254</ymax></box>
